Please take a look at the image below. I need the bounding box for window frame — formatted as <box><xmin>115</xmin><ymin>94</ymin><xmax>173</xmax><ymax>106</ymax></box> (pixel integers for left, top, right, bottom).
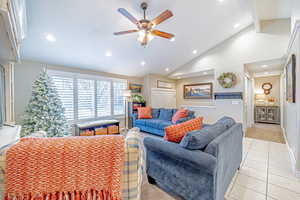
<box><xmin>48</xmin><ymin>70</ymin><xmax>128</xmax><ymax>123</ymax></box>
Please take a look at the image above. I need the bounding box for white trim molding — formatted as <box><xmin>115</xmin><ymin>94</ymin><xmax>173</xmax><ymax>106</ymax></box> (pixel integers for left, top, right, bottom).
<box><xmin>4</xmin><ymin>62</ymin><xmax>15</xmax><ymax>124</ymax></box>
<box><xmin>282</xmin><ymin>127</ymin><xmax>300</xmax><ymax>178</ymax></box>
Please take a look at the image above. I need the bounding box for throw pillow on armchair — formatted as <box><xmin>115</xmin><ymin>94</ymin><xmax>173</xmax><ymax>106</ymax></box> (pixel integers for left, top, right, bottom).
<box><xmin>164</xmin><ymin>117</ymin><xmax>204</xmax><ymax>143</ymax></box>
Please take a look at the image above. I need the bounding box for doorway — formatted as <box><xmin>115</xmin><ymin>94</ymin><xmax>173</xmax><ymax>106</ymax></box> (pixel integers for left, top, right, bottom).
<box><xmin>244</xmin><ymin>58</ymin><xmax>285</xmax><ymax>143</ymax></box>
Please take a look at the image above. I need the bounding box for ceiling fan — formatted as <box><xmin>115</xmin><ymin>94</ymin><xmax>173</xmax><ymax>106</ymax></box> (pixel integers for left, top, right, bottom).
<box><xmin>114</xmin><ymin>2</ymin><xmax>175</xmax><ymax>46</ymax></box>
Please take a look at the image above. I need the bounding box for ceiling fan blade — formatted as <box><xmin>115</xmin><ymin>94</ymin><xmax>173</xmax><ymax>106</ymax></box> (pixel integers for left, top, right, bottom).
<box><xmin>118</xmin><ymin>8</ymin><xmax>140</xmax><ymax>26</ymax></box>
<box><xmin>151</xmin><ymin>30</ymin><xmax>174</xmax><ymax>39</ymax></box>
<box><xmin>151</xmin><ymin>10</ymin><xmax>173</xmax><ymax>26</ymax></box>
<box><xmin>114</xmin><ymin>30</ymin><xmax>138</xmax><ymax>35</ymax></box>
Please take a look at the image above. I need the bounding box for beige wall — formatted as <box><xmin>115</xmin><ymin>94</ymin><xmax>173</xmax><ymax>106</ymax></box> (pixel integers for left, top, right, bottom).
<box><xmin>176</xmin><ymin>75</ymin><xmax>215</xmax><ymax>107</ymax></box>
<box><xmin>143</xmin><ymin>74</ymin><xmax>176</xmax><ymax>106</ymax></box>
<box><xmin>254</xmin><ymin>75</ymin><xmax>281</xmax><ymax>105</ymax></box>
<box><xmin>14</xmin><ymin>60</ymin><xmax>143</xmax><ymax>123</ymax></box>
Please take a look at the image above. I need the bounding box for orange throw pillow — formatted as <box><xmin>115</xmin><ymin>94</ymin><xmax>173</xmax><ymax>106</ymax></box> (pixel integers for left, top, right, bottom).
<box><xmin>164</xmin><ymin>117</ymin><xmax>203</xmax><ymax>143</ymax></box>
<box><xmin>137</xmin><ymin>107</ymin><xmax>152</xmax><ymax>119</ymax></box>
<box><xmin>172</xmin><ymin>109</ymin><xmax>188</xmax><ymax>124</ymax></box>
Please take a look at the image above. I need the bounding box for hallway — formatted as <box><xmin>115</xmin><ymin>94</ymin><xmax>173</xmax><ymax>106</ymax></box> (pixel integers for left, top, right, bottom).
<box><xmin>246</xmin><ymin>123</ymin><xmax>285</xmax><ymax>144</ymax></box>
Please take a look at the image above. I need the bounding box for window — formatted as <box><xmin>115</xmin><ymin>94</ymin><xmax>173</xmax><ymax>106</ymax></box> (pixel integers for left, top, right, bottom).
<box><xmin>96</xmin><ymin>80</ymin><xmax>111</xmax><ymax>117</ymax></box>
<box><xmin>113</xmin><ymin>82</ymin><xmax>126</xmax><ymax>115</ymax></box>
<box><xmin>78</xmin><ymin>79</ymin><xmax>95</xmax><ymax>119</ymax></box>
<box><xmin>49</xmin><ymin>70</ymin><xmax>127</xmax><ymax>122</ymax></box>
<box><xmin>51</xmin><ymin>75</ymin><xmax>74</xmax><ymax>120</ymax></box>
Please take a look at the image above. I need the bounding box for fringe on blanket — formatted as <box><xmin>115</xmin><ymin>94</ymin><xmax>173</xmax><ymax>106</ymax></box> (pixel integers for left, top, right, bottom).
<box><xmin>5</xmin><ymin>189</ymin><xmax>121</xmax><ymax>200</ymax></box>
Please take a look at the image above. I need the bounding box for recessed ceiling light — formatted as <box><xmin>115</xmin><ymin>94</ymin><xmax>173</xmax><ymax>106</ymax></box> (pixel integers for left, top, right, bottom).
<box><xmin>141</xmin><ymin>61</ymin><xmax>146</xmax><ymax>66</ymax></box>
<box><xmin>262</xmin><ymin>65</ymin><xmax>268</xmax><ymax>68</ymax></box>
<box><xmin>170</xmin><ymin>37</ymin><xmax>175</xmax><ymax>42</ymax></box>
<box><xmin>165</xmin><ymin>68</ymin><xmax>169</xmax><ymax>72</ymax></box>
<box><xmin>192</xmin><ymin>49</ymin><xmax>198</xmax><ymax>54</ymax></box>
<box><xmin>234</xmin><ymin>23</ymin><xmax>240</xmax><ymax>29</ymax></box>
<box><xmin>105</xmin><ymin>51</ymin><xmax>112</xmax><ymax>57</ymax></box>
<box><xmin>203</xmin><ymin>72</ymin><xmax>208</xmax><ymax>75</ymax></box>
<box><xmin>45</xmin><ymin>34</ymin><xmax>56</xmax><ymax>42</ymax></box>
<box><xmin>218</xmin><ymin>0</ymin><xmax>224</xmax><ymax>3</ymax></box>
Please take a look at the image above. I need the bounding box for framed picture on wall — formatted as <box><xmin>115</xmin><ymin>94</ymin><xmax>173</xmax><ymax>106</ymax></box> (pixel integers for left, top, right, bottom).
<box><xmin>183</xmin><ymin>83</ymin><xmax>213</xmax><ymax>99</ymax></box>
<box><xmin>157</xmin><ymin>80</ymin><xmax>173</xmax><ymax>89</ymax></box>
<box><xmin>129</xmin><ymin>83</ymin><xmax>142</xmax><ymax>93</ymax></box>
<box><xmin>286</xmin><ymin>54</ymin><xmax>296</xmax><ymax>103</ymax></box>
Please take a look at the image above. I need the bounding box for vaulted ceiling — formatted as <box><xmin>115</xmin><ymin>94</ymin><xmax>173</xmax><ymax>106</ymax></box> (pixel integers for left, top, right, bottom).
<box><xmin>21</xmin><ymin>0</ymin><xmax>256</xmax><ymax>77</ymax></box>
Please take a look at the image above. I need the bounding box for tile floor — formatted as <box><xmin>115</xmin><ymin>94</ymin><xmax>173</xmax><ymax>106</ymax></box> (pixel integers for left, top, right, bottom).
<box><xmin>142</xmin><ymin>137</ymin><xmax>300</xmax><ymax>200</ymax></box>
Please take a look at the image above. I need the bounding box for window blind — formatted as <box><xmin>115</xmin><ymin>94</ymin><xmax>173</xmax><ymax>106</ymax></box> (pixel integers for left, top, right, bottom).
<box><xmin>96</xmin><ymin>80</ymin><xmax>111</xmax><ymax>117</ymax></box>
<box><xmin>51</xmin><ymin>75</ymin><xmax>74</xmax><ymax>120</ymax></box>
<box><xmin>78</xmin><ymin>79</ymin><xmax>95</xmax><ymax>119</ymax></box>
<box><xmin>113</xmin><ymin>81</ymin><xmax>126</xmax><ymax>115</ymax></box>
<box><xmin>49</xmin><ymin>70</ymin><xmax>127</xmax><ymax>122</ymax></box>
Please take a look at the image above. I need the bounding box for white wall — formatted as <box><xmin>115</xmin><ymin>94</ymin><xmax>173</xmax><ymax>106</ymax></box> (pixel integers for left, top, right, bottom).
<box><xmin>143</xmin><ymin>74</ymin><xmax>176</xmax><ymax>106</ymax></box>
<box><xmin>171</xmin><ymin>19</ymin><xmax>290</xmax><ymax>123</ymax></box>
<box><xmin>283</xmin><ymin>20</ymin><xmax>300</xmax><ymax>174</ymax></box>
<box><xmin>176</xmin><ymin>75</ymin><xmax>215</xmax><ymax>107</ymax></box>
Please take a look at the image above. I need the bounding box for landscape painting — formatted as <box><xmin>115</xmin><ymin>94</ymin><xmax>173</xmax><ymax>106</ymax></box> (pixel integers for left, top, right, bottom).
<box><xmin>129</xmin><ymin>83</ymin><xmax>142</xmax><ymax>93</ymax></box>
<box><xmin>184</xmin><ymin>83</ymin><xmax>213</xmax><ymax>99</ymax></box>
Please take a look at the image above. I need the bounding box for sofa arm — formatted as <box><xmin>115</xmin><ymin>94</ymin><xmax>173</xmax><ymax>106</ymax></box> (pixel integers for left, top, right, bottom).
<box><xmin>144</xmin><ymin>137</ymin><xmax>217</xmax><ymax>175</ymax></box>
<box><xmin>175</xmin><ymin>116</ymin><xmax>194</xmax><ymax>124</ymax></box>
<box><xmin>131</xmin><ymin>113</ymin><xmax>138</xmax><ymax>120</ymax></box>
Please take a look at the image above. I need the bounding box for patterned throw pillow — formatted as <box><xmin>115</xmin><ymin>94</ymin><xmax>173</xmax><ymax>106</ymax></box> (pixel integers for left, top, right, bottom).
<box><xmin>164</xmin><ymin>117</ymin><xmax>203</xmax><ymax>143</ymax></box>
<box><xmin>172</xmin><ymin>109</ymin><xmax>188</xmax><ymax>124</ymax></box>
<box><xmin>137</xmin><ymin>107</ymin><xmax>152</xmax><ymax>119</ymax></box>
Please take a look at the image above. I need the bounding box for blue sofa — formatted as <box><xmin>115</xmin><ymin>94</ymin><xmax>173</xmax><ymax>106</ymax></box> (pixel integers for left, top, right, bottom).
<box><xmin>144</xmin><ymin>117</ymin><xmax>243</xmax><ymax>200</ymax></box>
<box><xmin>131</xmin><ymin>108</ymin><xmax>195</xmax><ymax>137</ymax></box>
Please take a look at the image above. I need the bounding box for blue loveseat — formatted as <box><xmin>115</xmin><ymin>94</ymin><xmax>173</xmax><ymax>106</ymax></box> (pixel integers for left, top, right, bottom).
<box><xmin>131</xmin><ymin>108</ymin><xmax>195</xmax><ymax>136</ymax></box>
<box><xmin>144</xmin><ymin>117</ymin><xmax>243</xmax><ymax>200</ymax></box>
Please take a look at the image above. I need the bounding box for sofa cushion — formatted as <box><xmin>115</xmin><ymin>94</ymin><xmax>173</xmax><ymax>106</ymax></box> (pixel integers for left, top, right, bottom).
<box><xmin>180</xmin><ymin>123</ymin><xmax>227</xmax><ymax>150</ymax></box>
<box><xmin>135</xmin><ymin>119</ymin><xmax>148</xmax><ymax>126</ymax></box>
<box><xmin>164</xmin><ymin>117</ymin><xmax>203</xmax><ymax>143</ymax></box>
<box><xmin>216</xmin><ymin>116</ymin><xmax>236</xmax><ymax>129</ymax></box>
<box><xmin>172</xmin><ymin>109</ymin><xmax>188</xmax><ymax>124</ymax></box>
<box><xmin>158</xmin><ymin>109</ymin><xmax>174</xmax><ymax>121</ymax></box>
<box><xmin>137</xmin><ymin>107</ymin><xmax>152</xmax><ymax>119</ymax></box>
<box><xmin>152</xmin><ymin>108</ymin><xmax>160</xmax><ymax>119</ymax></box>
<box><xmin>144</xmin><ymin>119</ymin><xmax>173</xmax><ymax>130</ymax></box>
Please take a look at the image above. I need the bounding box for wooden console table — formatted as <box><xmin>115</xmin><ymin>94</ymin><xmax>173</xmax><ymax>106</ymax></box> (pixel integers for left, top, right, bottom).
<box><xmin>254</xmin><ymin>106</ymin><xmax>280</xmax><ymax>124</ymax></box>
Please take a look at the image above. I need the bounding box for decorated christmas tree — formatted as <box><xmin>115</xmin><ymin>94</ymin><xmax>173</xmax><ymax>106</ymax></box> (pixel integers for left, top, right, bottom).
<box><xmin>21</xmin><ymin>70</ymin><xmax>70</xmax><ymax>137</ymax></box>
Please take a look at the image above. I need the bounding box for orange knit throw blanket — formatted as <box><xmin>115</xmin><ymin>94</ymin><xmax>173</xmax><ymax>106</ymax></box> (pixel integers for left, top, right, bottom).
<box><xmin>5</xmin><ymin>135</ymin><xmax>125</xmax><ymax>200</ymax></box>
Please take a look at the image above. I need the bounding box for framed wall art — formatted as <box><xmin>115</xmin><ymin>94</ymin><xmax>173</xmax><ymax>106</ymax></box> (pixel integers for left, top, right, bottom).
<box><xmin>286</xmin><ymin>54</ymin><xmax>296</xmax><ymax>103</ymax></box>
<box><xmin>183</xmin><ymin>83</ymin><xmax>213</xmax><ymax>99</ymax></box>
<box><xmin>157</xmin><ymin>80</ymin><xmax>173</xmax><ymax>89</ymax></box>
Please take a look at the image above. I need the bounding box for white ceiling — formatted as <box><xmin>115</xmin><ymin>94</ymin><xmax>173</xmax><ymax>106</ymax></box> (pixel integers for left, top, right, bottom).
<box><xmin>21</xmin><ymin>0</ymin><xmax>253</xmax><ymax>77</ymax></box>
<box><xmin>245</xmin><ymin>58</ymin><xmax>285</xmax><ymax>77</ymax></box>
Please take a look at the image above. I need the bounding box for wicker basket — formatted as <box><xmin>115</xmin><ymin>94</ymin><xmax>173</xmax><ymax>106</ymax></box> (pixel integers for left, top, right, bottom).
<box><xmin>80</xmin><ymin>130</ymin><xmax>94</xmax><ymax>136</ymax></box>
<box><xmin>95</xmin><ymin>128</ymin><xmax>108</xmax><ymax>135</ymax></box>
<box><xmin>108</xmin><ymin>125</ymin><xmax>119</xmax><ymax>134</ymax></box>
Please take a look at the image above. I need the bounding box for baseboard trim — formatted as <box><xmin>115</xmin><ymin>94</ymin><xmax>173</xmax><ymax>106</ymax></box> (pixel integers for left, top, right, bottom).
<box><xmin>281</xmin><ymin>127</ymin><xmax>300</xmax><ymax>178</ymax></box>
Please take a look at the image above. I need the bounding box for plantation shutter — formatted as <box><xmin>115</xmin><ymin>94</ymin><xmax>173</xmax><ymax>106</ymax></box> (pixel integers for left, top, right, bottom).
<box><xmin>50</xmin><ymin>75</ymin><xmax>74</xmax><ymax>120</ymax></box>
<box><xmin>113</xmin><ymin>81</ymin><xmax>127</xmax><ymax>115</ymax></box>
<box><xmin>78</xmin><ymin>79</ymin><xmax>95</xmax><ymax>119</ymax></box>
<box><xmin>96</xmin><ymin>80</ymin><xmax>111</xmax><ymax>117</ymax></box>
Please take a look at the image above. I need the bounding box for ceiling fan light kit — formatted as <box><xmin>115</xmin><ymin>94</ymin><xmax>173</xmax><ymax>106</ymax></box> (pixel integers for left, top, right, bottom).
<box><xmin>114</xmin><ymin>2</ymin><xmax>175</xmax><ymax>46</ymax></box>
